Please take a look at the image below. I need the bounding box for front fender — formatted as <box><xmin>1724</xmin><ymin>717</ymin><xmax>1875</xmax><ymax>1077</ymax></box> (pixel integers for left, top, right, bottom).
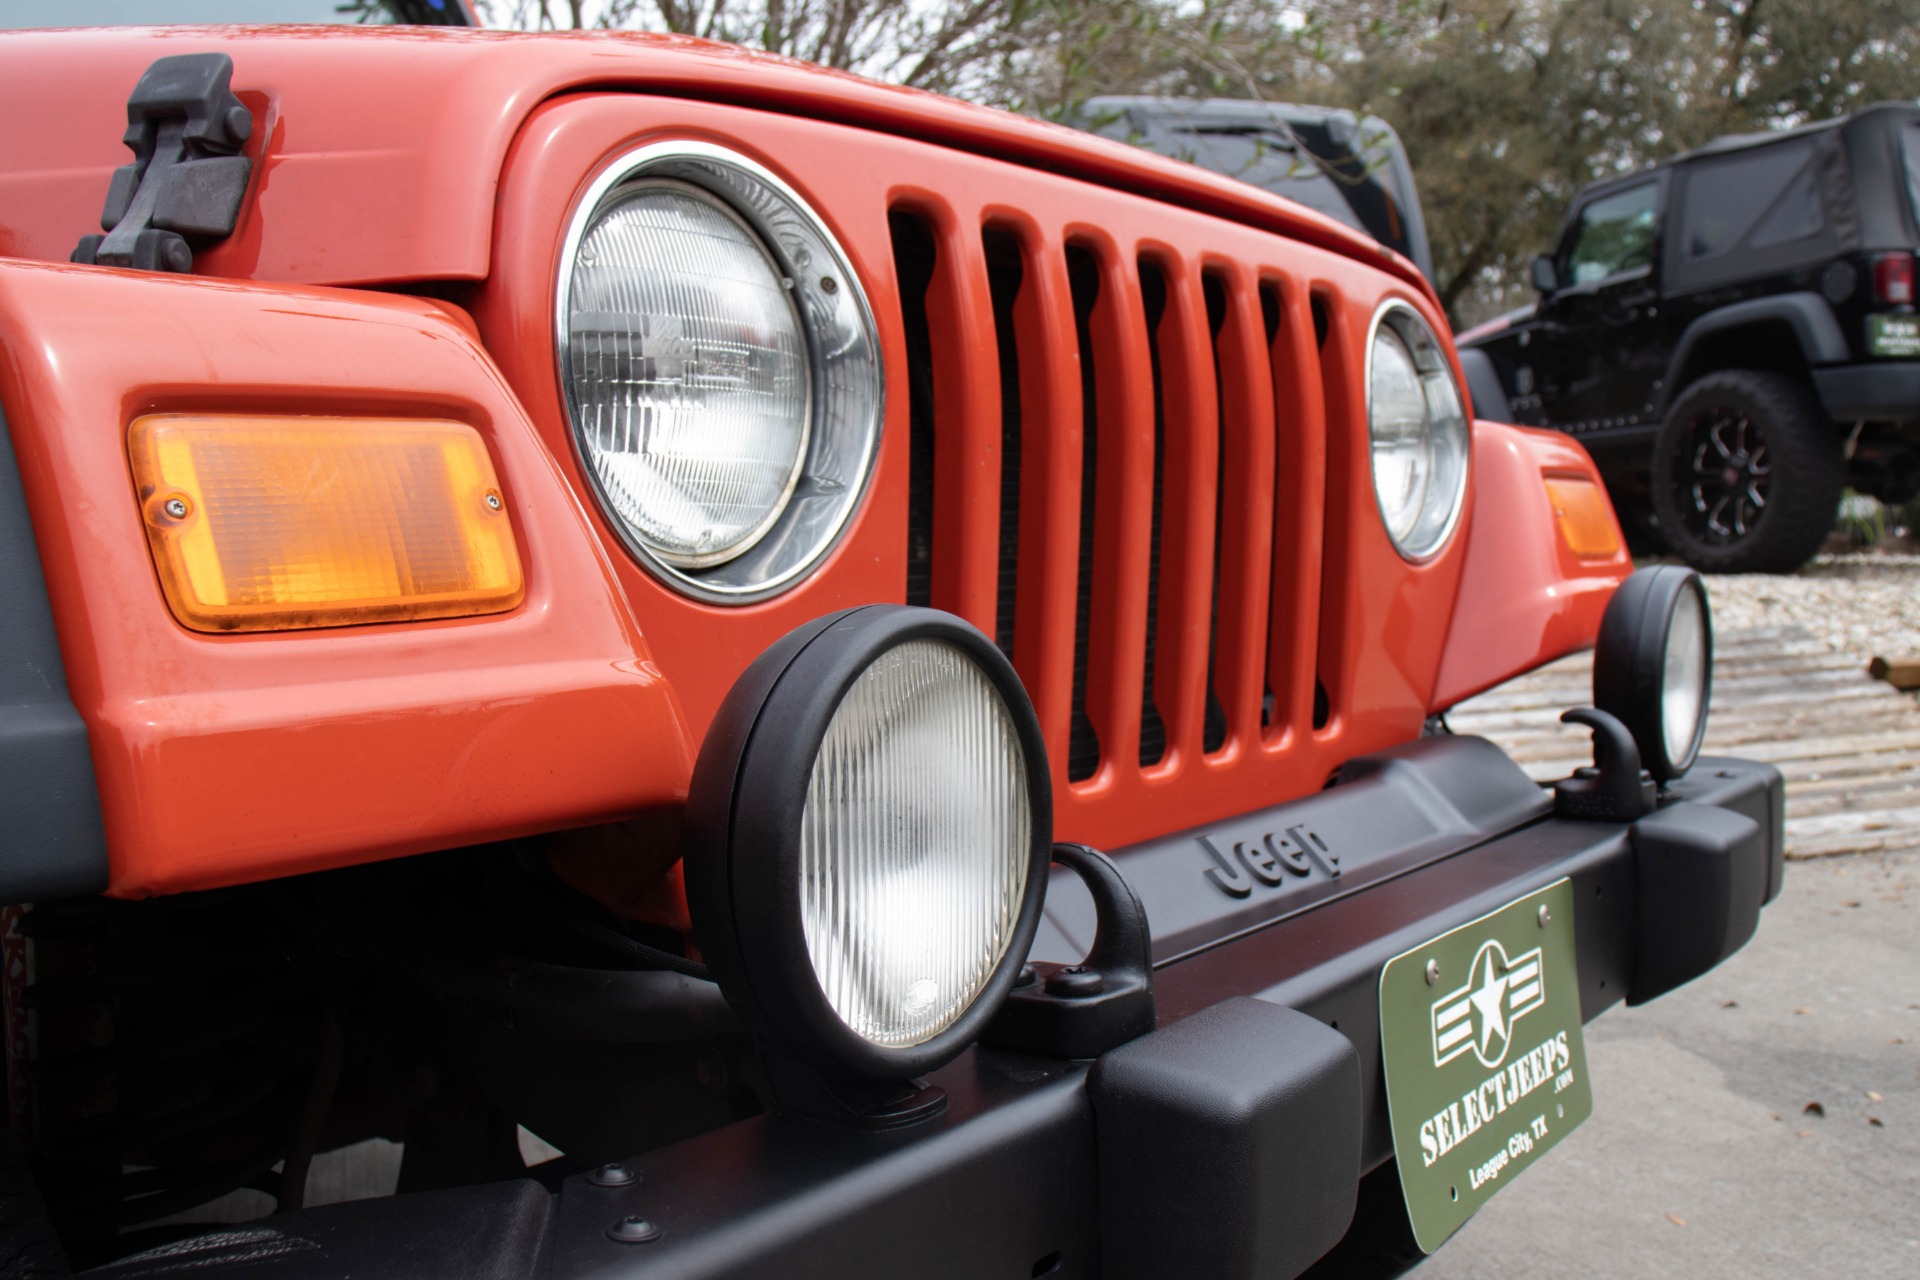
<box><xmin>1430</xmin><ymin>421</ymin><xmax>1631</xmax><ymax>709</ymax></box>
<box><xmin>1661</xmin><ymin>291</ymin><xmax>1849</xmax><ymax>413</ymax></box>
<box><xmin>0</xmin><ymin>260</ymin><xmax>694</xmax><ymax>898</ymax></box>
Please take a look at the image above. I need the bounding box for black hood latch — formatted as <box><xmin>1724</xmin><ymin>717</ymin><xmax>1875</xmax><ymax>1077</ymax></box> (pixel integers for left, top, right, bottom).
<box><xmin>72</xmin><ymin>52</ymin><xmax>253</xmax><ymax>274</ymax></box>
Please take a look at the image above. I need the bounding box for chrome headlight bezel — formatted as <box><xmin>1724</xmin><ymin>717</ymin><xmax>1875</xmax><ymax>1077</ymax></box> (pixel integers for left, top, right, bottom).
<box><xmin>1364</xmin><ymin>299</ymin><xmax>1471</xmax><ymax>561</ymax></box>
<box><xmin>684</xmin><ymin>606</ymin><xmax>1052</xmax><ymax>1081</ymax></box>
<box><xmin>555</xmin><ymin>141</ymin><xmax>884</xmax><ymax>604</ymax></box>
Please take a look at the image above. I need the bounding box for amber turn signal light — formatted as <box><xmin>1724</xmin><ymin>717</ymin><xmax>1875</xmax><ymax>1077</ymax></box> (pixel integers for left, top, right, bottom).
<box><xmin>129</xmin><ymin>414</ymin><xmax>525</xmax><ymax>633</ymax></box>
<box><xmin>1543</xmin><ymin>475</ymin><xmax>1621</xmax><ymax>560</ymax></box>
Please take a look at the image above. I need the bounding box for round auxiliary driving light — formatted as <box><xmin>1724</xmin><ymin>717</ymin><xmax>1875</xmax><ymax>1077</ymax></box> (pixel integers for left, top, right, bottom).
<box><xmin>685</xmin><ymin>606</ymin><xmax>1051</xmax><ymax>1080</ymax></box>
<box><xmin>1593</xmin><ymin>565</ymin><xmax>1713</xmax><ymax>784</ymax></box>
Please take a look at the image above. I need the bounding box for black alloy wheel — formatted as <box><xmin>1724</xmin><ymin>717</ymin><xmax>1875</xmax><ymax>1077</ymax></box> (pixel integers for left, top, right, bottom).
<box><xmin>1680</xmin><ymin>407</ymin><xmax>1769</xmax><ymax>539</ymax></box>
<box><xmin>1651</xmin><ymin>369</ymin><xmax>1843</xmax><ymax>574</ymax></box>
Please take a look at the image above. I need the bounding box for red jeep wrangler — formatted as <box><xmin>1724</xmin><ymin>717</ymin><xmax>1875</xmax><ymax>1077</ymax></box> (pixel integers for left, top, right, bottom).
<box><xmin>0</xmin><ymin>13</ymin><xmax>1781</xmax><ymax>1280</ymax></box>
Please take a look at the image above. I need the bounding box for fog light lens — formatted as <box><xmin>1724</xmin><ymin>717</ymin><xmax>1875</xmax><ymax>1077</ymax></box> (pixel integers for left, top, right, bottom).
<box><xmin>129</xmin><ymin>414</ymin><xmax>523</xmax><ymax>633</ymax></box>
<box><xmin>1661</xmin><ymin>585</ymin><xmax>1708</xmax><ymax>767</ymax></box>
<box><xmin>801</xmin><ymin>639</ymin><xmax>1032</xmax><ymax>1047</ymax></box>
<box><xmin>1594</xmin><ymin>566</ymin><xmax>1712</xmax><ymax>782</ymax></box>
<box><xmin>686</xmin><ymin>606</ymin><xmax>1050</xmax><ymax>1080</ymax></box>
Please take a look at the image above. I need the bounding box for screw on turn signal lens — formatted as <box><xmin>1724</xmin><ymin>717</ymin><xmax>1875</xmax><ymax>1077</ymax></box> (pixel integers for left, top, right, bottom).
<box><xmin>128</xmin><ymin>413</ymin><xmax>525</xmax><ymax>633</ymax></box>
<box><xmin>1543</xmin><ymin>474</ymin><xmax>1621</xmax><ymax>559</ymax></box>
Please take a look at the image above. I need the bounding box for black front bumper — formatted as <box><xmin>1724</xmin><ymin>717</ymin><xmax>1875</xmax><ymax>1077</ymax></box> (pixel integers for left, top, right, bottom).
<box><xmin>125</xmin><ymin>737</ymin><xmax>1784</xmax><ymax>1280</ymax></box>
<box><xmin>553</xmin><ymin>739</ymin><xmax>1777</xmax><ymax>1280</ymax></box>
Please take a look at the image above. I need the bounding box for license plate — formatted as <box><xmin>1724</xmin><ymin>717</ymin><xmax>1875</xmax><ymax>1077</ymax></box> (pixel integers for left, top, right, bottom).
<box><xmin>1378</xmin><ymin>879</ymin><xmax>1593</xmax><ymax>1253</ymax></box>
<box><xmin>1868</xmin><ymin>313</ymin><xmax>1920</xmax><ymax>358</ymax></box>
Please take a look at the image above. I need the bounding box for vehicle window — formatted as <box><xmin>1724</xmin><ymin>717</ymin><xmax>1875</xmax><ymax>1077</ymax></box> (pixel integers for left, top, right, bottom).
<box><xmin>1169</xmin><ymin>129</ymin><xmax>1368</xmax><ymax>233</ymax></box>
<box><xmin>1746</xmin><ymin>167</ymin><xmax>1824</xmax><ymax>249</ymax></box>
<box><xmin>1903</xmin><ymin>125</ymin><xmax>1920</xmax><ymax>231</ymax></box>
<box><xmin>1564</xmin><ymin>183</ymin><xmax>1659</xmax><ymax>285</ymax></box>
<box><xmin>2</xmin><ymin>0</ymin><xmax>464</xmax><ymax>25</ymax></box>
<box><xmin>1679</xmin><ymin>139</ymin><xmax>1823</xmax><ymax>260</ymax></box>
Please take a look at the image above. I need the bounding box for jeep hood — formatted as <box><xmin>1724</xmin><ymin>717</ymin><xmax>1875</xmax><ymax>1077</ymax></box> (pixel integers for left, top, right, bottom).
<box><xmin>0</xmin><ymin>26</ymin><xmax>1430</xmax><ymax>296</ymax></box>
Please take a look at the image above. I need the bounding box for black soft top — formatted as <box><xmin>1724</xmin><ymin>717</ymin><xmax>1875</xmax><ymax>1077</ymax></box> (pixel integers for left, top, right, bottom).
<box><xmin>1566</xmin><ymin>101</ymin><xmax>1920</xmax><ymax>294</ymax></box>
<box><xmin>1669</xmin><ymin>101</ymin><xmax>1917</xmax><ymax>165</ymax></box>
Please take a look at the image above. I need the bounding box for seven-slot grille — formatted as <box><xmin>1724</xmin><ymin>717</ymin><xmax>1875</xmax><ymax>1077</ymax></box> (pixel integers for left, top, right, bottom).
<box><xmin>887</xmin><ymin>187</ymin><xmax>1346</xmax><ymax>850</ymax></box>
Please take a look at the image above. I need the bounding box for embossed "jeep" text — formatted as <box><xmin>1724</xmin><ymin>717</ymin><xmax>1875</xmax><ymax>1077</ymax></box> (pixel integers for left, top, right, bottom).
<box><xmin>1196</xmin><ymin>826</ymin><xmax>1338</xmax><ymax>899</ymax></box>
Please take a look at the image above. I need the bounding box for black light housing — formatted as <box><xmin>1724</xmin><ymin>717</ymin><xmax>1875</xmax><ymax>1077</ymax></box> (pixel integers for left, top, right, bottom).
<box><xmin>684</xmin><ymin>606</ymin><xmax>1052</xmax><ymax>1084</ymax></box>
<box><xmin>1593</xmin><ymin>566</ymin><xmax>1714</xmax><ymax>784</ymax></box>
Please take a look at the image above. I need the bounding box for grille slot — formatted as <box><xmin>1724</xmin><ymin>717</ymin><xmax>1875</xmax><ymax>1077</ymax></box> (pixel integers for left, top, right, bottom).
<box><xmin>1308</xmin><ymin>287</ymin><xmax>1339</xmax><ymax>734</ymax></box>
<box><xmin>1065</xmin><ymin>244</ymin><xmax>1103</xmax><ymax>783</ymax></box>
<box><xmin>1259</xmin><ymin>280</ymin><xmax>1286</xmax><ymax>732</ymax></box>
<box><xmin>984</xmin><ymin>229</ymin><xmax>1025</xmax><ymax>661</ymax></box>
<box><xmin>1198</xmin><ymin>267</ymin><xmax>1286</xmax><ymax>757</ymax></box>
<box><xmin>1137</xmin><ymin>259</ymin><xmax>1169</xmax><ymax>768</ymax></box>
<box><xmin>1201</xmin><ymin>272</ymin><xmax>1231</xmax><ymax>755</ymax></box>
<box><xmin>891</xmin><ymin>210</ymin><xmax>938</xmax><ymax>609</ymax></box>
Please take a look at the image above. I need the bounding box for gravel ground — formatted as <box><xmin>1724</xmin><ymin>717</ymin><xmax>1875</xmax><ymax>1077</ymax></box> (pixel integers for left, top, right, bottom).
<box><xmin>1702</xmin><ymin>551</ymin><xmax>1920</xmax><ymax>661</ymax></box>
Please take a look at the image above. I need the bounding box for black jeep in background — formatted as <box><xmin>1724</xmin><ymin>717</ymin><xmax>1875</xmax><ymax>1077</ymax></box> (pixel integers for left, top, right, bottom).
<box><xmin>1459</xmin><ymin>101</ymin><xmax>1920</xmax><ymax>573</ymax></box>
<box><xmin>1069</xmin><ymin>96</ymin><xmax>1434</xmax><ymax>283</ymax></box>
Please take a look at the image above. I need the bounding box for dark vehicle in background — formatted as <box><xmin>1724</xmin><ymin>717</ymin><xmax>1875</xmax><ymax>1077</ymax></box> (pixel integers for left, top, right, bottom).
<box><xmin>1070</xmin><ymin>96</ymin><xmax>1434</xmax><ymax>283</ymax></box>
<box><xmin>1460</xmin><ymin>102</ymin><xmax>1920</xmax><ymax>574</ymax></box>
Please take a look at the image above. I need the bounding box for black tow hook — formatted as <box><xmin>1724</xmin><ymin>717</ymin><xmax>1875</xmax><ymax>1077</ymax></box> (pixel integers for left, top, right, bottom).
<box><xmin>981</xmin><ymin>842</ymin><xmax>1156</xmax><ymax>1060</ymax></box>
<box><xmin>1554</xmin><ymin>707</ymin><xmax>1657</xmax><ymax>821</ymax></box>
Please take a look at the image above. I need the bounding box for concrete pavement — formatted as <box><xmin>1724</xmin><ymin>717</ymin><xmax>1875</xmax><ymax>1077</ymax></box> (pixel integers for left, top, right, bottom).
<box><xmin>1419</xmin><ymin>850</ymin><xmax>1919</xmax><ymax>1278</ymax></box>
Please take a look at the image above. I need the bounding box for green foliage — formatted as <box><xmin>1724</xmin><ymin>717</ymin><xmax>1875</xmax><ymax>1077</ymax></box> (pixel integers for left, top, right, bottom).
<box><xmin>1836</xmin><ymin>490</ymin><xmax>1890</xmax><ymax>550</ymax></box>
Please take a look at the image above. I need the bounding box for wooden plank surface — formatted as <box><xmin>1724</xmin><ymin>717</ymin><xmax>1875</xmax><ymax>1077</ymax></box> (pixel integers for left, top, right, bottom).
<box><xmin>1447</xmin><ymin>625</ymin><xmax>1920</xmax><ymax>859</ymax></box>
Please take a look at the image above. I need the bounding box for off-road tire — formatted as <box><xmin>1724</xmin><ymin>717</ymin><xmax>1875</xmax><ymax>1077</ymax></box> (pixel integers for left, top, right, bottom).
<box><xmin>1651</xmin><ymin>369</ymin><xmax>1843</xmax><ymax>574</ymax></box>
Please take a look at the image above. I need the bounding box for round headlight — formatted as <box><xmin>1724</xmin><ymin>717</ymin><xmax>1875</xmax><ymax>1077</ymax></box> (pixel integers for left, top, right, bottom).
<box><xmin>557</xmin><ymin>143</ymin><xmax>883</xmax><ymax>601</ymax></box>
<box><xmin>1367</xmin><ymin>302</ymin><xmax>1470</xmax><ymax>559</ymax></box>
<box><xmin>686</xmin><ymin>606</ymin><xmax>1051</xmax><ymax>1081</ymax></box>
<box><xmin>1594</xmin><ymin>566</ymin><xmax>1713</xmax><ymax>783</ymax></box>
<box><xmin>566</xmin><ymin>181</ymin><xmax>810</xmax><ymax>569</ymax></box>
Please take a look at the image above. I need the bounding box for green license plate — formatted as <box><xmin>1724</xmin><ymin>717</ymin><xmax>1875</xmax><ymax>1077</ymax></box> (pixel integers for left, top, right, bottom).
<box><xmin>1868</xmin><ymin>313</ymin><xmax>1920</xmax><ymax>358</ymax></box>
<box><xmin>1378</xmin><ymin>879</ymin><xmax>1593</xmax><ymax>1253</ymax></box>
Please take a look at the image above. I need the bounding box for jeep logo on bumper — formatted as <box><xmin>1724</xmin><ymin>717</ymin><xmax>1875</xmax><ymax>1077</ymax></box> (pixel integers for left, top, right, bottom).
<box><xmin>1197</xmin><ymin>825</ymin><xmax>1339</xmax><ymax>898</ymax></box>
